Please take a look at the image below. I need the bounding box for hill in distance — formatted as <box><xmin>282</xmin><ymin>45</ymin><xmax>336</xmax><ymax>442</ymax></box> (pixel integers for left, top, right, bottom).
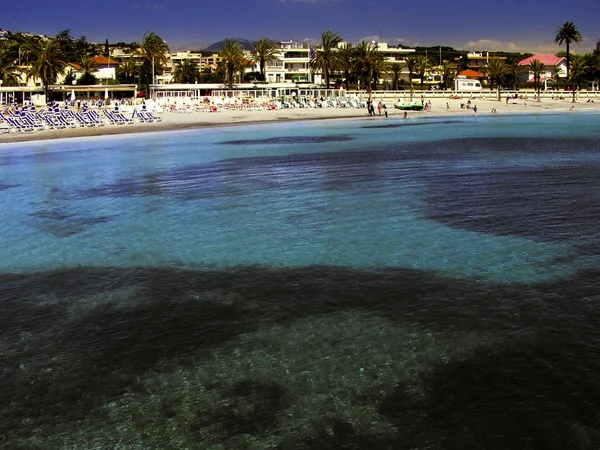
<box><xmin>203</xmin><ymin>38</ymin><xmax>254</xmax><ymax>53</ymax></box>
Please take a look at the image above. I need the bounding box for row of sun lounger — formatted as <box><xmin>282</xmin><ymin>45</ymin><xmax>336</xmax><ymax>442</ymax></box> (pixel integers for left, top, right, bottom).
<box><xmin>161</xmin><ymin>96</ymin><xmax>367</xmax><ymax>114</ymax></box>
<box><xmin>0</xmin><ymin>106</ymin><xmax>162</xmax><ymax>134</ymax></box>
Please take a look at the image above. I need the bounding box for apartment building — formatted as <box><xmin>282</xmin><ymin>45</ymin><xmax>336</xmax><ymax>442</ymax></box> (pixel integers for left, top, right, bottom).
<box><xmin>264</xmin><ymin>40</ymin><xmax>311</xmax><ymax>83</ymax></box>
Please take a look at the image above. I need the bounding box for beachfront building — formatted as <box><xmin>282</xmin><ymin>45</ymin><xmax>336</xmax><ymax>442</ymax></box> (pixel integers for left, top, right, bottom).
<box><xmin>159</xmin><ymin>51</ymin><xmax>205</xmax><ymax>83</ymax></box>
<box><xmin>371</xmin><ymin>42</ymin><xmax>417</xmax><ymax>87</ymax></box>
<box><xmin>456</xmin><ymin>52</ymin><xmax>507</xmax><ymax>71</ymax></box>
<box><xmin>517</xmin><ymin>54</ymin><xmax>567</xmax><ymax>89</ymax></box>
<box><xmin>374</xmin><ymin>42</ymin><xmax>416</xmax><ymax>65</ymax></box>
<box><xmin>260</xmin><ymin>40</ymin><xmax>416</xmax><ymax>86</ymax></box>
<box><xmin>91</xmin><ymin>56</ymin><xmax>119</xmax><ymax>82</ymax></box>
<box><xmin>264</xmin><ymin>40</ymin><xmax>311</xmax><ymax>84</ymax></box>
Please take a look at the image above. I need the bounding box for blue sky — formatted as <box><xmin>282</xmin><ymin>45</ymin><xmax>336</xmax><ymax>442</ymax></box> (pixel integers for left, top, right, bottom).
<box><xmin>3</xmin><ymin>0</ymin><xmax>599</xmax><ymax>53</ymax></box>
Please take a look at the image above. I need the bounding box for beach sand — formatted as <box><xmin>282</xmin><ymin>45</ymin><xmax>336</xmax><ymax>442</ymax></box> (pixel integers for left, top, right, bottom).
<box><xmin>1</xmin><ymin>96</ymin><xmax>599</xmax><ymax>144</ymax></box>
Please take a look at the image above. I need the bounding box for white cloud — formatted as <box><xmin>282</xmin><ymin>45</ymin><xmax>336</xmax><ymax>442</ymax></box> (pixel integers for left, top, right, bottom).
<box><xmin>461</xmin><ymin>38</ymin><xmax>595</xmax><ymax>54</ymax></box>
<box><xmin>356</xmin><ymin>35</ymin><xmax>421</xmax><ymax>47</ymax></box>
<box><xmin>462</xmin><ymin>39</ymin><xmax>528</xmax><ymax>52</ymax></box>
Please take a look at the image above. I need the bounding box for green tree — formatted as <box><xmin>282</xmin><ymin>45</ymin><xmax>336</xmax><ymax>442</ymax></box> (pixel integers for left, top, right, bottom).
<box><xmin>404</xmin><ymin>55</ymin><xmax>417</xmax><ymax>98</ymax></box>
<box><xmin>552</xmin><ymin>64</ymin><xmax>564</xmax><ymax>90</ymax></box>
<box><xmin>485</xmin><ymin>59</ymin><xmax>508</xmax><ymax>100</ymax></box>
<box><xmin>136</xmin><ymin>31</ymin><xmax>170</xmax><ymax>90</ymax></box>
<box><xmin>440</xmin><ymin>60</ymin><xmax>455</xmax><ymax>90</ymax></box>
<box><xmin>568</xmin><ymin>56</ymin><xmax>588</xmax><ymax>101</ymax></box>
<box><xmin>528</xmin><ymin>59</ymin><xmax>546</xmax><ymax>101</ymax></box>
<box><xmin>309</xmin><ymin>30</ymin><xmax>342</xmax><ymax>87</ymax></box>
<box><xmin>219</xmin><ymin>39</ymin><xmax>245</xmax><ymax>88</ymax></box>
<box><xmin>55</xmin><ymin>29</ymin><xmax>75</xmax><ymax>62</ymax></box>
<box><xmin>353</xmin><ymin>41</ymin><xmax>385</xmax><ymax>93</ymax></box>
<box><xmin>337</xmin><ymin>42</ymin><xmax>355</xmax><ymax>89</ymax></box>
<box><xmin>172</xmin><ymin>59</ymin><xmax>201</xmax><ymax>83</ymax></box>
<box><xmin>116</xmin><ymin>59</ymin><xmax>139</xmax><ymax>84</ymax></box>
<box><xmin>249</xmin><ymin>37</ymin><xmax>279</xmax><ymax>82</ymax></box>
<box><xmin>8</xmin><ymin>32</ymin><xmax>40</xmax><ymax>67</ymax></box>
<box><xmin>27</xmin><ymin>39</ymin><xmax>68</xmax><ymax>100</ymax></box>
<box><xmin>199</xmin><ymin>66</ymin><xmax>221</xmax><ymax>83</ymax></box>
<box><xmin>505</xmin><ymin>60</ymin><xmax>522</xmax><ymax>90</ymax></box>
<box><xmin>414</xmin><ymin>55</ymin><xmax>431</xmax><ymax>89</ymax></box>
<box><xmin>0</xmin><ymin>50</ymin><xmax>21</xmax><ymax>86</ymax></box>
<box><xmin>77</xmin><ymin>55</ymin><xmax>99</xmax><ymax>85</ymax></box>
<box><xmin>554</xmin><ymin>21</ymin><xmax>582</xmax><ymax>84</ymax></box>
<box><xmin>386</xmin><ymin>62</ymin><xmax>404</xmax><ymax>90</ymax></box>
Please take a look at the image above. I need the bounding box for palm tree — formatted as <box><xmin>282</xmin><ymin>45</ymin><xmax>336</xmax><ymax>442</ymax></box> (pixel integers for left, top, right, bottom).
<box><xmin>0</xmin><ymin>50</ymin><xmax>21</xmax><ymax>86</ymax></box>
<box><xmin>554</xmin><ymin>21</ymin><xmax>582</xmax><ymax>84</ymax></box>
<box><xmin>28</xmin><ymin>39</ymin><xmax>67</xmax><ymax>100</ymax></box>
<box><xmin>172</xmin><ymin>59</ymin><xmax>201</xmax><ymax>84</ymax></box>
<box><xmin>136</xmin><ymin>31</ymin><xmax>169</xmax><ymax>88</ymax></box>
<box><xmin>552</xmin><ymin>64</ymin><xmax>564</xmax><ymax>90</ymax></box>
<box><xmin>77</xmin><ymin>55</ymin><xmax>99</xmax><ymax>85</ymax></box>
<box><xmin>219</xmin><ymin>39</ymin><xmax>245</xmax><ymax>88</ymax></box>
<box><xmin>337</xmin><ymin>42</ymin><xmax>355</xmax><ymax>89</ymax></box>
<box><xmin>568</xmin><ymin>56</ymin><xmax>589</xmax><ymax>102</ymax></box>
<box><xmin>528</xmin><ymin>59</ymin><xmax>546</xmax><ymax>101</ymax></box>
<box><xmin>309</xmin><ymin>30</ymin><xmax>342</xmax><ymax>87</ymax></box>
<box><xmin>505</xmin><ymin>60</ymin><xmax>522</xmax><ymax>90</ymax></box>
<box><xmin>404</xmin><ymin>55</ymin><xmax>417</xmax><ymax>99</ymax></box>
<box><xmin>414</xmin><ymin>55</ymin><xmax>431</xmax><ymax>90</ymax></box>
<box><xmin>485</xmin><ymin>59</ymin><xmax>508</xmax><ymax>101</ymax></box>
<box><xmin>249</xmin><ymin>37</ymin><xmax>279</xmax><ymax>82</ymax></box>
<box><xmin>117</xmin><ymin>59</ymin><xmax>139</xmax><ymax>84</ymax></box>
<box><xmin>386</xmin><ymin>63</ymin><xmax>404</xmax><ymax>90</ymax></box>
<box><xmin>440</xmin><ymin>60</ymin><xmax>454</xmax><ymax>90</ymax></box>
<box><xmin>353</xmin><ymin>41</ymin><xmax>385</xmax><ymax>94</ymax></box>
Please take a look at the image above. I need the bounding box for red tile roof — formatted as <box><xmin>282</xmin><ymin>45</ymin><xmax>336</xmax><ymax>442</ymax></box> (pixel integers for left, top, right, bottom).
<box><xmin>519</xmin><ymin>54</ymin><xmax>564</xmax><ymax>66</ymax></box>
<box><xmin>459</xmin><ymin>69</ymin><xmax>485</xmax><ymax>78</ymax></box>
<box><xmin>91</xmin><ymin>56</ymin><xmax>120</xmax><ymax>66</ymax></box>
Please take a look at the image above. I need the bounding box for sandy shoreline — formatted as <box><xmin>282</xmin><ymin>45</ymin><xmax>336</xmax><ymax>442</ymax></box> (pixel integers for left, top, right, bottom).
<box><xmin>1</xmin><ymin>96</ymin><xmax>599</xmax><ymax>144</ymax></box>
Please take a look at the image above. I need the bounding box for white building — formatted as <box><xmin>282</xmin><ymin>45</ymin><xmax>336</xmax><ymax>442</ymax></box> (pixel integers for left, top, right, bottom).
<box><xmin>264</xmin><ymin>40</ymin><xmax>311</xmax><ymax>83</ymax></box>
<box><xmin>518</xmin><ymin>54</ymin><xmax>567</xmax><ymax>89</ymax></box>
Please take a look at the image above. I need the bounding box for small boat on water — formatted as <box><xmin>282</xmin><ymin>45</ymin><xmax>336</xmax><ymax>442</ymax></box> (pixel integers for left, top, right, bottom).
<box><xmin>394</xmin><ymin>102</ymin><xmax>424</xmax><ymax>111</ymax></box>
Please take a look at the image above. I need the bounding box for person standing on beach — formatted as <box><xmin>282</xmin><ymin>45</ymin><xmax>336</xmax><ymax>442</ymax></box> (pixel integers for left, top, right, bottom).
<box><xmin>403</xmin><ymin>111</ymin><xmax>408</xmax><ymax>119</ymax></box>
<box><xmin>473</xmin><ymin>105</ymin><xmax>478</xmax><ymax>114</ymax></box>
<box><xmin>378</xmin><ymin>101</ymin><xmax>383</xmax><ymax>116</ymax></box>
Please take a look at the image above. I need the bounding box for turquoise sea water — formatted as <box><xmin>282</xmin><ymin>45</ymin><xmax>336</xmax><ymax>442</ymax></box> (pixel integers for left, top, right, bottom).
<box><xmin>3</xmin><ymin>112</ymin><xmax>600</xmax><ymax>449</ymax></box>
<box><xmin>1</xmin><ymin>113</ymin><xmax>599</xmax><ymax>283</ymax></box>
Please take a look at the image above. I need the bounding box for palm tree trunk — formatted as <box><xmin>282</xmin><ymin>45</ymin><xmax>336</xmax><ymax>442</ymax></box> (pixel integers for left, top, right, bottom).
<box><xmin>566</xmin><ymin>42</ymin><xmax>570</xmax><ymax>81</ymax></box>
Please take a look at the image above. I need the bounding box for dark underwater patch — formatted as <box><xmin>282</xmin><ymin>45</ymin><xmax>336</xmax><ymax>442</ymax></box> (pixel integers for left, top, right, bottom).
<box><xmin>27</xmin><ymin>208</ymin><xmax>115</xmax><ymax>237</ymax></box>
<box><xmin>76</xmin><ymin>135</ymin><xmax>600</xmax><ymax>244</ymax></box>
<box><xmin>220</xmin><ymin>135</ymin><xmax>355</xmax><ymax>145</ymax></box>
<box><xmin>0</xmin><ymin>182</ymin><xmax>20</xmax><ymax>191</ymax></box>
<box><xmin>361</xmin><ymin>119</ymin><xmax>465</xmax><ymax>129</ymax></box>
<box><xmin>2</xmin><ymin>265</ymin><xmax>600</xmax><ymax>446</ymax></box>
<box><xmin>419</xmin><ymin>137</ymin><xmax>600</xmax><ymax>242</ymax></box>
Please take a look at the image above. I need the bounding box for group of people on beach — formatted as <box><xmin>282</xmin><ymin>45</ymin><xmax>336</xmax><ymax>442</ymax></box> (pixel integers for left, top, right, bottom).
<box><xmin>366</xmin><ymin>99</ymin><xmax>388</xmax><ymax>117</ymax></box>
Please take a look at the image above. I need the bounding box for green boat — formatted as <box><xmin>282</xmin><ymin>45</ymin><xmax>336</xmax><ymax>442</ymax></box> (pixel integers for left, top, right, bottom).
<box><xmin>394</xmin><ymin>103</ymin><xmax>424</xmax><ymax>111</ymax></box>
